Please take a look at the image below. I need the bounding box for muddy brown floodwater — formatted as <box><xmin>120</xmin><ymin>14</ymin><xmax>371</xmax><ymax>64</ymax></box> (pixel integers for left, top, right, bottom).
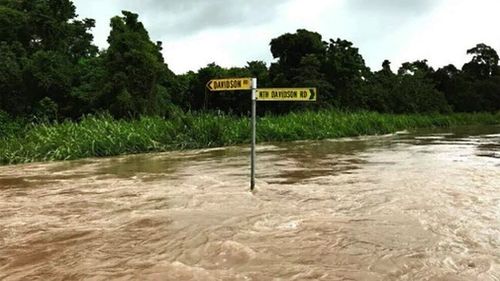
<box><xmin>1</xmin><ymin>126</ymin><xmax>499</xmax><ymax>281</ymax></box>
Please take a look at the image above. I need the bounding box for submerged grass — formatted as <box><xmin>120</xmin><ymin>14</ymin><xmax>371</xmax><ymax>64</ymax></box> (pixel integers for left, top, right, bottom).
<box><xmin>1</xmin><ymin>110</ymin><xmax>499</xmax><ymax>165</ymax></box>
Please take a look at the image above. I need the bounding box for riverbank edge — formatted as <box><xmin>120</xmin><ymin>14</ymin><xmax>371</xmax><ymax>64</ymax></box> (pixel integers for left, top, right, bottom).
<box><xmin>1</xmin><ymin>111</ymin><xmax>499</xmax><ymax>165</ymax></box>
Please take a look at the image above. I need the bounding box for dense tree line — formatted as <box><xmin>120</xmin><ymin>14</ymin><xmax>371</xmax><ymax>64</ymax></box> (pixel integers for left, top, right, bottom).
<box><xmin>1</xmin><ymin>0</ymin><xmax>499</xmax><ymax>121</ymax></box>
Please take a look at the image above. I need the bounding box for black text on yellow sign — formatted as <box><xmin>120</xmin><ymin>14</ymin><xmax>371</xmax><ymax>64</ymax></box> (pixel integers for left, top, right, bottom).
<box><xmin>206</xmin><ymin>78</ymin><xmax>252</xmax><ymax>91</ymax></box>
<box><xmin>256</xmin><ymin>88</ymin><xmax>317</xmax><ymax>101</ymax></box>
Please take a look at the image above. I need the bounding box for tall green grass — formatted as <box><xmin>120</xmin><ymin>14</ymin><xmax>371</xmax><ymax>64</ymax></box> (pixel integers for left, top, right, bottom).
<box><xmin>0</xmin><ymin>111</ymin><xmax>26</xmax><ymax>140</ymax></box>
<box><xmin>1</xmin><ymin>111</ymin><xmax>499</xmax><ymax>165</ymax></box>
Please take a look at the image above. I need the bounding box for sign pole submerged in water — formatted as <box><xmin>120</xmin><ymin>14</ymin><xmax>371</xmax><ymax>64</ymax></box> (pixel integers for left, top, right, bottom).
<box><xmin>206</xmin><ymin>77</ymin><xmax>317</xmax><ymax>191</ymax></box>
<box><xmin>251</xmin><ymin>78</ymin><xmax>257</xmax><ymax>191</ymax></box>
<box><xmin>207</xmin><ymin>77</ymin><xmax>257</xmax><ymax>191</ymax></box>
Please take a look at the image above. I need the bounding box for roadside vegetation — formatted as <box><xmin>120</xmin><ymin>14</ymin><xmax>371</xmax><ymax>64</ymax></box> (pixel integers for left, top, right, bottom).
<box><xmin>1</xmin><ymin>111</ymin><xmax>499</xmax><ymax>165</ymax></box>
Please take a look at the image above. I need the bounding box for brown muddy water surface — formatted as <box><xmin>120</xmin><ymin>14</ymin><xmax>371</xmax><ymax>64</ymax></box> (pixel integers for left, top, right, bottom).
<box><xmin>0</xmin><ymin>125</ymin><xmax>499</xmax><ymax>281</ymax></box>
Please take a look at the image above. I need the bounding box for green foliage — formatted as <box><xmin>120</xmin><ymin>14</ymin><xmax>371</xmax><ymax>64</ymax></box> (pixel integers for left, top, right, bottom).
<box><xmin>247</xmin><ymin>61</ymin><xmax>270</xmax><ymax>86</ymax></box>
<box><xmin>25</xmin><ymin>50</ymin><xmax>73</xmax><ymax>116</ymax></box>
<box><xmin>270</xmin><ymin>29</ymin><xmax>326</xmax><ymax>83</ymax></box>
<box><xmin>0</xmin><ymin>0</ymin><xmax>499</xmax><ymax>135</ymax></box>
<box><xmin>362</xmin><ymin>60</ymin><xmax>451</xmax><ymax>114</ymax></box>
<box><xmin>0</xmin><ymin>42</ymin><xmax>26</xmax><ymax>115</ymax></box>
<box><xmin>0</xmin><ymin>5</ymin><xmax>28</xmax><ymax>44</ymax></box>
<box><xmin>267</xmin><ymin>30</ymin><xmax>499</xmax><ymax>115</ymax></box>
<box><xmin>463</xmin><ymin>43</ymin><xmax>499</xmax><ymax>79</ymax></box>
<box><xmin>323</xmin><ymin>38</ymin><xmax>370</xmax><ymax>108</ymax></box>
<box><xmin>99</xmin><ymin>11</ymin><xmax>172</xmax><ymax>118</ymax></box>
<box><xmin>34</xmin><ymin>97</ymin><xmax>59</xmax><ymax>122</ymax></box>
<box><xmin>69</xmin><ymin>56</ymin><xmax>106</xmax><ymax>117</ymax></box>
<box><xmin>268</xmin><ymin>30</ymin><xmax>331</xmax><ymax>113</ymax></box>
<box><xmin>391</xmin><ymin>73</ymin><xmax>450</xmax><ymax>113</ymax></box>
<box><xmin>1</xmin><ymin>110</ymin><xmax>498</xmax><ymax>165</ymax></box>
<box><xmin>0</xmin><ymin>0</ymin><xmax>98</xmax><ymax>117</ymax></box>
<box><xmin>0</xmin><ymin>110</ymin><xmax>26</xmax><ymax>139</ymax></box>
<box><xmin>430</xmin><ymin>45</ymin><xmax>500</xmax><ymax>113</ymax></box>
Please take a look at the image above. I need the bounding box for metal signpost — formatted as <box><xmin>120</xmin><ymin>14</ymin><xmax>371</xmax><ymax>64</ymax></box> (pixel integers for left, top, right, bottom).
<box><xmin>206</xmin><ymin>78</ymin><xmax>317</xmax><ymax>191</ymax></box>
<box><xmin>251</xmin><ymin>78</ymin><xmax>257</xmax><ymax>191</ymax></box>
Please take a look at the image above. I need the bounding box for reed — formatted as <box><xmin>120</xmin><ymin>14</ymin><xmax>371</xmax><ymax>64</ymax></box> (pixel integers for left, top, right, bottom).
<box><xmin>1</xmin><ymin>111</ymin><xmax>499</xmax><ymax>165</ymax></box>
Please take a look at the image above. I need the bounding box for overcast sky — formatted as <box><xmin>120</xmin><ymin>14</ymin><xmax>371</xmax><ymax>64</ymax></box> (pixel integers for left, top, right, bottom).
<box><xmin>73</xmin><ymin>0</ymin><xmax>500</xmax><ymax>74</ymax></box>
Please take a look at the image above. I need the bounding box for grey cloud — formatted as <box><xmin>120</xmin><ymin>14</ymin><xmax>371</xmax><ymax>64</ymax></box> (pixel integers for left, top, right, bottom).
<box><xmin>347</xmin><ymin>0</ymin><xmax>438</xmax><ymax>16</ymax></box>
<box><xmin>338</xmin><ymin>0</ymin><xmax>441</xmax><ymax>69</ymax></box>
<box><xmin>121</xmin><ymin>0</ymin><xmax>288</xmax><ymax>38</ymax></box>
<box><xmin>342</xmin><ymin>0</ymin><xmax>442</xmax><ymax>44</ymax></box>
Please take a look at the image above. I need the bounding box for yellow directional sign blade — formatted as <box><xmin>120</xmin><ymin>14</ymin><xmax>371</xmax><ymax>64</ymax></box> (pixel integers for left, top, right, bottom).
<box><xmin>256</xmin><ymin>88</ymin><xmax>317</xmax><ymax>101</ymax></box>
<box><xmin>206</xmin><ymin>78</ymin><xmax>252</xmax><ymax>91</ymax></box>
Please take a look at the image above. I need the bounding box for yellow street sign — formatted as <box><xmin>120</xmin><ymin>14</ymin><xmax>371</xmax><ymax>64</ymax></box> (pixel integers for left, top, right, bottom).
<box><xmin>206</xmin><ymin>78</ymin><xmax>252</xmax><ymax>91</ymax></box>
<box><xmin>256</xmin><ymin>88</ymin><xmax>317</xmax><ymax>101</ymax></box>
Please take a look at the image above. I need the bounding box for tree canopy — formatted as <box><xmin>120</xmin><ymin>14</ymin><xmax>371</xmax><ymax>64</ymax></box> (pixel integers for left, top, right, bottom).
<box><xmin>1</xmin><ymin>1</ymin><xmax>499</xmax><ymax>120</ymax></box>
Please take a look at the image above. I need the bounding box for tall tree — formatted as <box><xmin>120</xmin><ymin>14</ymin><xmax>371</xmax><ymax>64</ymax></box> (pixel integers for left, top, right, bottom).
<box><xmin>456</xmin><ymin>44</ymin><xmax>500</xmax><ymax>112</ymax></box>
<box><xmin>0</xmin><ymin>0</ymin><xmax>97</xmax><ymax>118</ymax></box>
<box><xmin>463</xmin><ymin>43</ymin><xmax>499</xmax><ymax>79</ymax></box>
<box><xmin>269</xmin><ymin>29</ymin><xmax>326</xmax><ymax>86</ymax></box>
<box><xmin>393</xmin><ymin>61</ymin><xmax>450</xmax><ymax>113</ymax></box>
<box><xmin>323</xmin><ymin>38</ymin><xmax>370</xmax><ymax>108</ymax></box>
<box><xmin>363</xmin><ymin>60</ymin><xmax>397</xmax><ymax>112</ymax></box>
<box><xmin>0</xmin><ymin>42</ymin><xmax>26</xmax><ymax>114</ymax></box>
<box><xmin>100</xmin><ymin>11</ymin><xmax>172</xmax><ymax>118</ymax></box>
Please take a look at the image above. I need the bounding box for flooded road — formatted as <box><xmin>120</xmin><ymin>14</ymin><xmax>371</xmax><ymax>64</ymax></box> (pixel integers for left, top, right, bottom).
<box><xmin>0</xmin><ymin>125</ymin><xmax>499</xmax><ymax>281</ymax></box>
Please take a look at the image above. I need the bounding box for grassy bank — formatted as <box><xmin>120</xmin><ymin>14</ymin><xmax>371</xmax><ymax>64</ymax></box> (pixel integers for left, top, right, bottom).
<box><xmin>1</xmin><ymin>111</ymin><xmax>499</xmax><ymax>165</ymax></box>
